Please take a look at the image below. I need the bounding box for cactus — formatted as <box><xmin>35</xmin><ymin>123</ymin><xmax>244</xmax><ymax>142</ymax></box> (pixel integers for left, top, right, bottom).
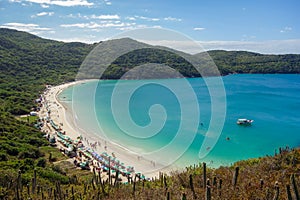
<box><xmin>17</xmin><ymin>170</ymin><xmax>22</xmax><ymax>192</ymax></box>
<box><xmin>16</xmin><ymin>170</ymin><xmax>22</xmax><ymax>200</ymax></box>
<box><xmin>132</xmin><ymin>175</ymin><xmax>137</xmax><ymax>196</ymax></box>
<box><xmin>114</xmin><ymin>170</ymin><xmax>119</xmax><ymax>187</ymax></box>
<box><xmin>91</xmin><ymin>177</ymin><xmax>96</xmax><ymax>190</ymax></box>
<box><xmin>203</xmin><ymin>162</ymin><xmax>207</xmax><ymax>188</ymax></box>
<box><xmin>56</xmin><ymin>181</ymin><xmax>62</xmax><ymax>200</ymax></box>
<box><xmin>218</xmin><ymin>178</ymin><xmax>223</xmax><ymax>197</ymax></box>
<box><xmin>213</xmin><ymin>176</ymin><xmax>217</xmax><ymax>186</ymax></box>
<box><xmin>108</xmin><ymin>157</ymin><xmax>111</xmax><ymax>185</ymax></box>
<box><xmin>83</xmin><ymin>183</ymin><xmax>87</xmax><ymax>195</ymax></box>
<box><xmin>286</xmin><ymin>184</ymin><xmax>293</xmax><ymax>200</ymax></box>
<box><xmin>49</xmin><ymin>152</ymin><xmax>52</xmax><ymax>162</ymax></box>
<box><xmin>167</xmin><ymin>191</ymin><xmax>170</xmax><ymax>200</ymax></box>
<box><xmin>232</xmin><ymin>166</ymin><xmax>239</xmax><ymax>188</ymax></box>
<box><xmin>72</xmin><ymin>186</ymin><xmax>75</xmax><ymax>200</ymax></box>
<box><xmin>27</xmin><ymin>183</ymin><xmax>30</xmax><ymax>196</ymax></box>
<box><xmin>182</xmin><ymin>193</ymin><xmax>187</xmax><ymax>200</ymax></box>
<box><xmin>32</xmin><ymin>169</ymin><xmax>36</xmax><ymax>194</ymax></box>
<box><xmin>93</xmin><ymin>167</ymin><xmax>98</xmax><ymax>185</ymax></box>
<box><xmin>291</xmin><ymin>174</ymin><xmax>299</xmax><ymax>200</ymax></box>
<box><xmin>260</xmin><ymin>179</ymin><xmax>264</xmax><ymax>190</ymax></box>
<box><xmin>189</xmin><ymin>174</ymin><xmax>197</xmax><ymax>199</ymax></box>
<box><xmin>164</xmin><ymin>175</ymin><xmax>168</xmax><ymax>188</ymax></box>
<box><xmin>273</xmin><ymin>181</ymin><xmax>279</xmax><ymax>200</ymax></box>
<box><xmin>206</xmin><ymin>179</ymin><xmax>211</xmax><ymax>200</ymax></box>
<box><xmin>37</xmin><ymin>185</ymin><xmax>40</xmax><ymax>194</ymax></box>
<box><xmin>54</xmin><ymin>189</ymin><xmax>57</xmax><ymax>200</ymax></box>
<box><xmin>160</xmin><ymin>172</ymin><xmax>164</xmax><ymax>187</ymax></box>
<box><xmin>219</xmin><ymin>179</ymin><xmax>222</xmax><ymax>190</ymax></box>
<box><xmin>98</xmin><ymin>171</ymin><xmax>106</xmax><ymax>195</ymax></box>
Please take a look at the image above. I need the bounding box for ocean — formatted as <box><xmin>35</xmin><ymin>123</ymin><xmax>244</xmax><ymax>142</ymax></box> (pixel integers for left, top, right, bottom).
<box><xmin>59</xmin><ymin>74</ymin><xmax>300</xmax><ymax>168</ymax></box>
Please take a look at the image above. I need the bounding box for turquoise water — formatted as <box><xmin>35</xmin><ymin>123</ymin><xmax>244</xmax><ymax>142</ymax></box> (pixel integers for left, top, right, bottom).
<box><xmin>59</xmin><ymin>74</ymin><xmax>300</xmax><ymax>168</ymax></box>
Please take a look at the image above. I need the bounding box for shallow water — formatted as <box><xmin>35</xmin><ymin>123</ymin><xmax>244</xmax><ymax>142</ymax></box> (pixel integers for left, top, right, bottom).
<box><xmin>59</xmin><ymin>74</ymin><xmax>300</xmax><ymax>168</ymax></box>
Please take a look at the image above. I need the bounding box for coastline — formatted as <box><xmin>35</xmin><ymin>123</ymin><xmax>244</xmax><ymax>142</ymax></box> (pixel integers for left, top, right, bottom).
<box><xmin>40</xmin><ymin>79</ymin><xmax>174</xmax><ymax>179</ymax></box>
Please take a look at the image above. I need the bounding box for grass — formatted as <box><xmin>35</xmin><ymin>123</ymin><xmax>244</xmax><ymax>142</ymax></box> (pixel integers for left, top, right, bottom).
<box><xmin>16</xmin><ymin>115</ymin><xmax>39</xmax><ymax>124</ymax></box>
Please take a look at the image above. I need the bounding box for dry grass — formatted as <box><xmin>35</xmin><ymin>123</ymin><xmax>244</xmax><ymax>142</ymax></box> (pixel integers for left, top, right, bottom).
<box><xmin>1</xmin><ymin>147</ymin><xmax>299</xmax><ymax>200</ymax></box>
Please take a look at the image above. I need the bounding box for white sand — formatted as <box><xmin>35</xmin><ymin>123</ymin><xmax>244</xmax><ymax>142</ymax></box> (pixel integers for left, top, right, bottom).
<box><xmin>39</xmin><ymin>80</ymin><xmax>176</xmax><ymax>179</ymax></box>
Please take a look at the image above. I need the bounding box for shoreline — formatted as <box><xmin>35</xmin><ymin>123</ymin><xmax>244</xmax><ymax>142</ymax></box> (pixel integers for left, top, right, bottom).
<box><xmin>40</xmin><ymin>79</ymin><xmax>175</xmax><ymax>179</ymax></box>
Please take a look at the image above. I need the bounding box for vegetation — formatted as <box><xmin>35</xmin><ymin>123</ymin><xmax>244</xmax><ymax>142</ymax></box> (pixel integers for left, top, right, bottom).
<box><xmin>0</xmin><ymin>147</ymin><xmax>299</xmax><ymax>199</ymax></box>
<box><xmin>0</xmin><ymin>28</ymin><xmax>95</xmax><ymax>115</ymax></box>
<box><xmin>207</xmin><ymin>50</ymin><xmax>300</xmax><ymax>75</ymax></box>
<box><xmin>0</xmin><ymin>28</ymin><xmax>299</xmax><ymax>199</ymax></box>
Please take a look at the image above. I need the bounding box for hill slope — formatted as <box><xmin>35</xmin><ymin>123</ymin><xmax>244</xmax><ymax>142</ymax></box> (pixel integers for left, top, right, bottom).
<box><xmin>1</xmin><ymin>28</ymin><xmax>300</xmax><ymax>114</ymax></box>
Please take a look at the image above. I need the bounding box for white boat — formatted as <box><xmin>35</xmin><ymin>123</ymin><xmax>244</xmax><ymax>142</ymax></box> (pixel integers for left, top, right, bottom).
<box><xmin>237</xmin><ymin>118</ymin><xmax>253</xmax><ymax>125</ymax></box>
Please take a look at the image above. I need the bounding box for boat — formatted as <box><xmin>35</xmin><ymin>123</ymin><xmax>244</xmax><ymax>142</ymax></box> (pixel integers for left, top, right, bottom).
<box><xmin>237</xmin><ymin>118</ymin><xmax>253</xmax><ymax>125</ymax></box>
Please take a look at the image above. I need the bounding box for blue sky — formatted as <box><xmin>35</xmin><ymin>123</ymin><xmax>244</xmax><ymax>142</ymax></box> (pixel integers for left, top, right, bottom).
<box><xmin>1</xmin><ymin>0</ymin><xmax>299</xmax><ymax>54</ymax></box>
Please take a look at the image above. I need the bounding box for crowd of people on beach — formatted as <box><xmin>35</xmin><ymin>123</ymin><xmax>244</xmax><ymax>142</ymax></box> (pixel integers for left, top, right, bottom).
<box><xmin>37</xmin><ymin>86</ymin><xmax>147</xmax><ymax>183</ymax></box>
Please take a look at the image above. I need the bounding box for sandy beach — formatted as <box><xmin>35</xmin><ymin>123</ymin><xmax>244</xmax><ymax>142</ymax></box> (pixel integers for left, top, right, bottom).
<box><xmin>39</xmin><ymin>80</ymin><xmax>175</xmax><ymax>179</ymax></box>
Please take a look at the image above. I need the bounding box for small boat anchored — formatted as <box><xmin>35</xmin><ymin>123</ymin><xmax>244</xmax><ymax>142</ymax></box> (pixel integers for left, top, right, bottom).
<box><xmin>237</xmin><ymin>118</ymin><xmax>253</xmax><ymax>125</ymax></box>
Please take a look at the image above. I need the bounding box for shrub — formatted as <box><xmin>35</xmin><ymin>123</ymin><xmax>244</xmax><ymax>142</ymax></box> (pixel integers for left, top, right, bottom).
<box><xmin>0</xmin><ymin>153</ymin><xmax>8</xmax><ymax>162</ymax></box>
<box><xmin>38</xmin><ymin>168</ymin><xmax>69</xmax><ymax>184</ymax></box>
<box><xmin>36</xmin><ymin>158</ymin><xmax>46</xmax><ymax>168</ymax></box>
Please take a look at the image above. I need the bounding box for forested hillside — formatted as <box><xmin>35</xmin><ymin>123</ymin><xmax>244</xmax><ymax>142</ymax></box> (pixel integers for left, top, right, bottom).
<box><xmin>0</xmin><ymin>28</ymin><xmax>95</xmax><ymax>114</ymax></box>
<box><xmin>208</xmin><ymin>50</ymin><xmax>300</xmax><ymax>75</ymax></box>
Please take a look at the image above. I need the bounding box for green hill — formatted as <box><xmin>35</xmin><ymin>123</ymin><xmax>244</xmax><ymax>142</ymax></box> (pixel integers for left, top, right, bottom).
<box><xmin>206</xmin><ymin>50</ymin><xmax>300</xmax><ymax>74</ymax></box>
<box><xmin>0</xmin><ymin>28</ymin><xmax>95</xmax><ymax>115</ymax></box>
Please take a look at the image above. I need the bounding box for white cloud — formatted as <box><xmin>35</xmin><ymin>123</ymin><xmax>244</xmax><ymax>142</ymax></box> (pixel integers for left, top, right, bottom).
<box><xmin>103</xmin><ymin>0</ymin><xmax>111</xmax><ymax>5</ymax></box>
<box><xmin>135</xmin><ymin>15</ymin><xmax>160</xmax><ymax>21</ymax></box>
<box><xmin>11</xmin><ymin>0</ymin><xmax>94</xmax><ymax>7</ymax></box>
<box><xmin>31</xmin><ymin>11</ymin><xmax>54</xmax><ymax>17</ymax></box>
<box><xmin>90</xmin><ymin>14</ymin><xmax>120</xmax><ymax>20</ymax></box>
<box><xmin>63</xmin><ymin>13</ymin><xmax>120</xmax><ymax>20</ymax></box>
<box><xmin>164</xmin><ymin>17</ymin><xmax>182</xmax><ymax>22</ymax></box>
<box><xmin>193</xmin><ymin>27</ymin><xmax>205</xmax><ymax>31</ymax></box>
<box><xmin>126</xmin><ymin>17</ymin><xmax>136</xmax><ymax>21</ymax></box>
<box><xmin>41</xmin><ymin>4</ymin><xmax>49</xmax><ymax>8</ymax></box>
<box><xmin>60</xmin><ymin>21</ymin><xmax>135</xmax><ymax>29</ymax></box>
<box><xmin>280</xmin><ymin>26</ymin><xmax>292</xmax><ymax>33</ymax></box>
<box><xmin>0</xmin><ymin>22</ymin><xmax>52</xmax><ymax>35</ymax></box>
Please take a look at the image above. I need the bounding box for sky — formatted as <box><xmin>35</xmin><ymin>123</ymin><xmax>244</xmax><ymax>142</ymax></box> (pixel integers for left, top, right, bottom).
<box><xmin>0</xmin><ymin>0</ymin><xmax>300</xmax><ymax>54</ymax></box>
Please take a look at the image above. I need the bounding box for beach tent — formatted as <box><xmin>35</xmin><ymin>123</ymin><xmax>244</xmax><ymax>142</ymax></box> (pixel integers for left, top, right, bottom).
<box><xmin>30</xmin><ymin>111</ymin><xmax>38</xmax><ymax>116</ymax></box>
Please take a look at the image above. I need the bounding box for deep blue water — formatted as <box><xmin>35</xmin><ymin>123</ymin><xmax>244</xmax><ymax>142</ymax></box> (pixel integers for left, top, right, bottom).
<box><xmin>59</xmin><ymin>74</ymin><xmax>300</xmax><ymax>168</ymax></box>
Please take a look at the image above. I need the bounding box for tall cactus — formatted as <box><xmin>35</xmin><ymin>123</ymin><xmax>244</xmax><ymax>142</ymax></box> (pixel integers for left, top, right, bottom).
<box><xmin>290</xmin><ymin>174</ymin><xmax>299</xmax><ymax>200</ymax></box>
<box><xmin>273</xmin><ymin>181</ymin><xmax>279</xmax><ymax>200</ymax></box>
<box><xmin>71</xmin><ymin>186</ymin><xmax>75</xmax><ymax>200</ymax></box>
<box><xmin>32</xmin><ymin>169</ymin><xmax>37</xmax><ymax>194</ymax></box>
<box><xmin>114</xmin><ymin>170</ymin><xmax>119</xmax><ymax>187</ymax></box>
<box><xmin>182</xmin><ymin>193</ymin><xmax>187</xmax><ymax>200</ymax></box>
<box><xmin>189</xmin><ymin>174</ymin><xmax>197</xmax><ymax>199</ymax></box>
<box><xmin>164</xmin><ymin>175</ymin><xmax>168</xmax><ymax>188</ymax></box>
<box><xmin>98</xmin><ymin>171</ymin><xmax>105</xmax><ymax>195</ymax></box>
<box><xmin>206</xmin><ymin>179</ymin><xmax>211</xmax><ymax>200</ymax></box>
<box><xmin>260</xmin><ymin>179</ymin><xmax>264</xmax><ymax>190</ymax></box>
<box><xmin>286</xmin><ymin>184</ymin><xmax>293</xmax><ymax>200</ymax></box>
<box><xmin>232</xmin><ymin>166</ymin><xmax>239</xmax><ymax>188</ymax></box>
<box><xmin>93</xmin><ymin>167</ymin><xmax>98</xmax><ymax>185</ymax></box>
<box><xmin>167</xmin><ymin>191</ymin><xmax>170</xmax><ymax>200</ymax></box>
<box><xmin>132</xmin><ymin>174</ymin><xmax>137</xmax><ymax>196</ymax></box>
<box><xmin>203</xmin><ymin>162</ymin><xmax>207</xmax><ymax>188</ymax></box>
